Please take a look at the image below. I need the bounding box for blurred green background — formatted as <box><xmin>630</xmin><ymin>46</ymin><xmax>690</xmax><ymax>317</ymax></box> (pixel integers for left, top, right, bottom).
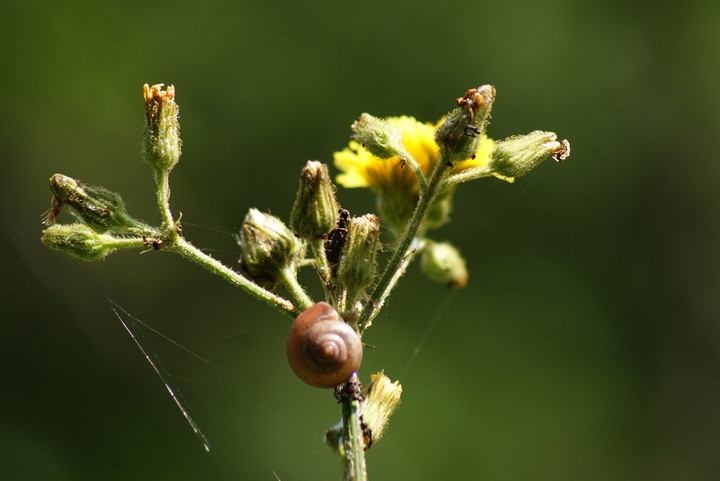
<box><xmin>2</xmin><ymin>0</ymin><xmax>719</xmax><ymax>479</ymax></box>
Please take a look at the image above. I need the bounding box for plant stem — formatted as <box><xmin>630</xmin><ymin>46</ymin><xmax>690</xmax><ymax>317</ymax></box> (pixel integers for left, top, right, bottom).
<box><xmin>104</xmin><ymin>236</ymin><xmax>153</xmax><ymax>250</ymax></box>
<box><xmin>311</xmin><ymin>238</ymin><xmax>333</xmax><ymax>301</ymax></box>
<box><xmin>358</xmin><ymin>154</ymin><xmax>450</xmax><ymax>330</ymax></box>
<box><xmin>279</xmin><ymin>266</ymin><xmax>314</xmax><ymax>311</ymax></box>
<box><xmin>442</xmin><ymin>164</ymin><xmax>494</xmax><ymax>189</ymax></box>
<box><xmin>155</xmin><ymin>169</ymin><xmax>175</xmax><ymax>231</ymax></box>
<box><xmin>171</xmin><ymin>237</ymin><xmax>297</xmax><ymax>318</ymax></box>
<box><xmin>339</xmin><ymin>374</ymin><xmax>368</xmax><ymax>481</ymax></box>
<box><xmin>400</xmin><ymin>148</ymin><xmax>428</xmax><ymax>192</ymax></box>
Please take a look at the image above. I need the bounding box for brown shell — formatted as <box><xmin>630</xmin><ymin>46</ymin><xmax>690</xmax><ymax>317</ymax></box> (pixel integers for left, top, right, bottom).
<box><xmin>286</xmin><ymin>302</ymin><xmax>363</xmax><ymax>388</ymax></box>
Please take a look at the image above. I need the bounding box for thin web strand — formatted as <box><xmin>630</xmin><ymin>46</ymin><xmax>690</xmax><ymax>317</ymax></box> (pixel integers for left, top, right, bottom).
<box><xmin>111</xmin><ymin>305</ymin><xmax>213</xmax><ymax>453</ymax></box>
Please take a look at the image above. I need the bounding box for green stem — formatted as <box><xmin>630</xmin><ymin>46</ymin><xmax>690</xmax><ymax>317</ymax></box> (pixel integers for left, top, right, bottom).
<box><xmin>103</xmin><ymin>236</ymin><xmax>152</xmax><ymax>250</ymax></box>
<box><xmin>311</xmin><ymin>238</ymin><xmax>333</xmax><ymax>301</ymax></box>
<box><xmin>400</xmin><ymin>148</ymin><xmax>428</xmax><ymax>192</ymax></box>
<box><xmin>442</xmin><ymin>165</ymin><xmax>494</xmax><ymax>189</ymax></box>
<box><xmin>279</xmin><ymin>266</ymin><xmax>314</xmax><ymax>311</ymax></box>
<box><xmin>171</xmin><ymin>237</ymin><xmax>297</xmax><ymax>318</ymax></box>
<box><xmin>358</xmin><ymin>154</ymin><xmax>450</xmax><ymax>330</ymax></box>
<box><xmin>340</xmin><ymin>375</ymin><xmax>368</xmax><ymax>481</ymax></box>
<box><xmin>155</xmin><ymin>169</ymin><xmax>175</xmax><ymax>231</ymax></box>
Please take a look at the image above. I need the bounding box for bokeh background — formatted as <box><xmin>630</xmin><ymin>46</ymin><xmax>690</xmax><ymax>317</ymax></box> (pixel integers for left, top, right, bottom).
<box><xmin>2</xmin><ymin>0</ymin><xmax>719</xmax><ymax>480</ymax></box>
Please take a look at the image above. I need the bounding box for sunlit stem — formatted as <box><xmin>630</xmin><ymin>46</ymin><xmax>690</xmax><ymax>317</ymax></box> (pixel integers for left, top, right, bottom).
<box><xmin>400</xmin><ymin>148</ymin><xmax>428</xmax><ymax>193</ymax></box>
<box><xmin>279</xmin><ymin>266</ymin><xmax>314</xmax><ymax>311</ymax></box>
<box><xmin>442</xmin><ymin>165</ymin><xmax>494</xmax><ymax>190</ymax></box>
<box><xmin>311</xmin><ymin>238</ymin><xmax>334</xmax><ymax>302</ymax></box>
<box><xmin>155</xmin><ymin>168</ymin><xmax>176</xmax><ymax>232</ymax></box>
<box><xmin>339</xmin><ymin>374</ymin><xmax>368</xmax><ymax>481</ymax></box>
<box><xmin>358</xmin><ymin>153</ymin><xmax>450</xmax><ymax>331</ymax></box>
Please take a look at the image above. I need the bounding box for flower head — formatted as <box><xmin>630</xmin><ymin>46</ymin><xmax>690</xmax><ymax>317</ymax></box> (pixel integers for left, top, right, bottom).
<box><xmin>334</xmin><ymin>116</ymin><xmax>495</xmax><ymax>233</ymax></box>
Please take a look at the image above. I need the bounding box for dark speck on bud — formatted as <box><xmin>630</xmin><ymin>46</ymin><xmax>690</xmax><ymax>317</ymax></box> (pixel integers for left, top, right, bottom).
<box><xmin>289</xmin><ymin>161</ymin><xmax>339</xmax><ymax>240</ymax></box>
<box><xmin>553</xmin><ymin>139</ymin><xmax>571</xmax><ymax>162</ymax></box>
<box><xmin>490</xmin><ymin>131</ymin><xmax>570</xmax><ymax>178</ymax></box>
<box><xmin>435</xmin><ymin>85</ymin><xmax>496</xmax><ymax>164</ymax></box>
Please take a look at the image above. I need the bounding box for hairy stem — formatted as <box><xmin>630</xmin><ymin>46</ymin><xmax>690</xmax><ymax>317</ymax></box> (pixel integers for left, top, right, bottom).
<box><xmin>311</xmin><ymin>238</ymin><xmax>333</xmax><ymax>302</ymax></box>
<box><xmin>358</xmin><ymin>154</ymin><xmax>450</xmax><ymax>330</ymax></box>
<box><xmin>155</xmin><ymin>169</ymin><xmax>175</xmax><ymax>231</ymax></box>
<box><xmin>279</xmin><ymin>266</ymin><xmax>314</xmax><ymax>311</ymax></box>
<box><xmin>442</xmin><ymin>164</ymin><xmax>494</xmax><ymax>189</ymax></box>
<box><xmin>172</xmin><ymin>238</ymin><xmax>297</xmax><ymax>318</ymax></box>
<box><xmin>339</xmin><ymin>374</ymin><xmax>368</xmax><ymax>481</ymax></box>
<box><xmin>400</xmin><ymin>148</ymin><xmax>428</xmax><ymax>192</ymax></box>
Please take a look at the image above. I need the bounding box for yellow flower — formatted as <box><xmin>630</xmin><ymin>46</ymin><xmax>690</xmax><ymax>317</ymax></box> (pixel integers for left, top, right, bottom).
<box><xmin>333</xmin><ymin>116</ymin><xmax>496</xmax><ymax>234</ymax></box>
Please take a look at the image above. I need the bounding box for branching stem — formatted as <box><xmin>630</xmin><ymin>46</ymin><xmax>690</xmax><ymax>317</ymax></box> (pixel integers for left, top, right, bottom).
<box><xmin>358</xmin><ymin>153</ymin><xmax>450</xmax><ymax>331</ymax></box>
<box><xmin>279</xmin><ymin>266</ymin><xmax>314</xmax><ymax>311</ymax></box>
<box><xmin>171</xmin><ymin>238</ymin><xmax>297</xmax><ymax>318</ymax></box>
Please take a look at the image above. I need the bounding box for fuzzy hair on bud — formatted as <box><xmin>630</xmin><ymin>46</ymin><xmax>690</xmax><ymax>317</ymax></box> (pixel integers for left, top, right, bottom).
<box><xmin>337</xmin><ymin>214</ymin><xmax>381</xmax><ymax>301</ymax></box>
<box><xmin>48</xmin><ymin>174</ymin><xmax>139</xmax><ymax>233</ymax></box>
<box><xmin>41</xmin><ymin>223</ymin><xmax>118</xmax><ymax>261</ymax></box>
<box><xmin>142</xmin><ymin>84</ymin><xmax>181</xmax><ymax>178</ymax></box>
<box><xmin>290</xmin><ymin>161</ymin><xmax>339</xmax><ymax>240</ymax></box>
<box><xmin>350</xmin><ymin>113</ymin><xmax>407</xmax><ymax>159</ymax></box>
<box><xmin>236</xmin><ymin>209</ymin><xmax>306</xmax><ymax>286</ymax></box>
<box><xmin>490</xmin><ymin>131</ymin><xmax>570</xmax><ymax>178</ymax></box>
<box><xmin>420</xmin><ymin>240</ymin><xmax>468</xmax><ymax>289</ymax></box>
<box><xmin>435</xmin><ymin>85</ymin><xmax>496</xmax><ymax>164</ymax></box>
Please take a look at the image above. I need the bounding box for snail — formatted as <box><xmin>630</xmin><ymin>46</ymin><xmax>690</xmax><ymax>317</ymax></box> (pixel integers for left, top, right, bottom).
<box><xmin>286</xmin><ymin>302</ymin><xmax>363</xmax><ymax>388</ymax></box>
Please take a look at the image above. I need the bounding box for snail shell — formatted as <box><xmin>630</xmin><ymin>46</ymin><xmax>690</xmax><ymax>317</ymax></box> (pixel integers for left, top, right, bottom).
<box><xmin>286</xmin><ymin>302</ymin><xmax>363</xmax><ymax>388</ymax></box>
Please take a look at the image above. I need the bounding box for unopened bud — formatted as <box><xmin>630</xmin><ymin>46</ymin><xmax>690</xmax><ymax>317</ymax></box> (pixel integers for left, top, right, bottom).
<box><xmin>142</xmin><ymin>83</ymin><xmax>181</xmax><ymax>177</ymax></box>
<box><xmin>350</xmin><ymin>113</ymin><xmax>406</xmax><ymax>159</ymax></box>
<box><xmin>435</xmin><ymin>85</ymin><xmax>495</xmax><ymax>163</ymax></box>
<box><xmin>236</xmin><ymin>209</ymin><xmax>306</xmax><ymax>286</ymax></box>
<box><xmin>41</xmin><ymin>223</ymin><xmax>118</xmax><ymax>261</ymax></box>
<box><xmin>420</xmin><ymin>240</ymin><xmax>468</xmax><ymax>289</ymax></box>
<box><xmin>47</xmin><ymin>174</ymin><xmax>139</xmax><ymax>233</ymax></box>
<box><xmin>337</xmin><ymin>214</ymin><xmax>381</xmax><ymax>300</ymax></box>
<box><xmin>289</xmin><ymin>161</ymin><xmax>339</xmax><ymax>240</ymax></box>
<box><xmin>490</xmin><ymin>131</ymin><xmax>570</xmax><ymax>178</ymax></box>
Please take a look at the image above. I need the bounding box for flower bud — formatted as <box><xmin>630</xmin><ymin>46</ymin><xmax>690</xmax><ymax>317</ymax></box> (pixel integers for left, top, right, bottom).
<box><xmin>435</xmin><ymin>85</ymin><xmax>495</xmax><ymax>164</ymax></box>
<box><xmin>48</xmin><ymin>173</ymin><xmax>139</xmax><ymax>233</ymax></box>
<box><xmin>289</xmin><ymin>161</ymin><xmax>339</xmax><ymax>240</ymax></box>
<box><xmin>337</xmin><ymin>214</ymin><xmax>381</xmax><ymax>299</ymax></box>
<box><xmin>361</xmin><ymin>372</ymin><xmax>402</xmax><ymax>447</ymax></box>
<box><xmin>142</xmin><ymin>83</ymin><xmax>181</xmax><ymax>177</ymax></box>
<box><xmin>490</xmin><ymin>131</ymin><xmax>570</xmax><ymax>178</ymax></box>
<box><xmin>236</xmin><ymin>209</ymin><xmax>306</xmax><ymax>286</ymax></box>
<box><xmin>325</xmin><ymin>371</ymin><xmax>402</xmax><ymax>451</ymax></box>
<box><xmin>41</xmin><ymin>223</ymin><xmax>118</xmax><ymax>261</ymax></box>
<box><xmin>350</xmin><ymin>113</ymin><xmax>406</xmax><ymax>159</ymax></box>
<box><xmin>420</xmin><ymin>240</ymin><xmax>468</xmax><ymax>289</ymax></box>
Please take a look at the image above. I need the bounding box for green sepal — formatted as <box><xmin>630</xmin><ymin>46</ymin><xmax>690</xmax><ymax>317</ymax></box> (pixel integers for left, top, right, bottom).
<box><xmin>290</xmin><ymin>161</ymin><xmax>339</xmax><ymax>240</ymax></box>
<box><xmin>420</xmin><ymin>240</ymin><xmax>468</xmax><ymax>288</ymax></box>
<box><xmin>236</xmin><ymin>209</ymin><xmax>306</xmax><ymax>287</ymax></box>
<box><xmin>490</xmin><ymin>131</ymin><xmax>570</xmax><ymax>178</ymax></box>
<box><xmin>48</xmin><ymin>174</ymin><xmax>140</xmax><ymax>233</ymax></box>
<box><xmin>41</xmin><ymin>223</ymin><xmax>118</xmax><ymax>261</ymax></box>
<box><xmin>435</xmin><ymin>85</ymin><xmax>495</xmax><ymax>164</ymax></box>
<box><xmin>337</xmin><ymin>214</ymin><xmax>381</xmax><ymax>300</ymax></box>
